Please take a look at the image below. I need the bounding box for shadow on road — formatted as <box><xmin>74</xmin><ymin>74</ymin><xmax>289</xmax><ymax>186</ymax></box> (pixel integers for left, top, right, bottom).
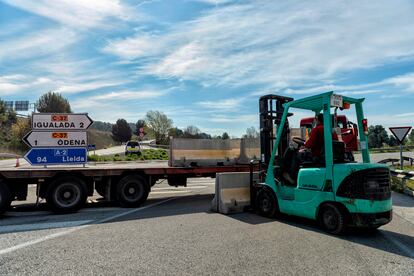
<box><xmin>392</xmin><ymin>192</ymin><xmax>414</xmax><ymax>208</ymax></box>
<box><xmin>2</xmin><ymin>193</ymin><xmax>414</xmax><ymax>260</ymax></box>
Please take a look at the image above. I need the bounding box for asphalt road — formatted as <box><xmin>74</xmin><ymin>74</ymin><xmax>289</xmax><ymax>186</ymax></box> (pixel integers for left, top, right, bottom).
<box><xmin>0</xmin><ymin>178</ymin><xmax>413</xmax><ymax>275</ymax></box>
<box><xmin>354</xmin><ymin>151</ymin><xmax>414</xmax><ymax>163</ymax></box>
<box><xmin>92</xmin><ymin>141</ymin><xmax>155</xmax><ymax>156</ymax></box>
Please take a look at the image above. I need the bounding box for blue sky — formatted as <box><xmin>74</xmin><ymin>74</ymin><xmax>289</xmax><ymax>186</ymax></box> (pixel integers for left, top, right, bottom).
<box><xmin>1</xmin><ymin>0</ymin><xmax>414</xmax><ymax>136</ymax></box>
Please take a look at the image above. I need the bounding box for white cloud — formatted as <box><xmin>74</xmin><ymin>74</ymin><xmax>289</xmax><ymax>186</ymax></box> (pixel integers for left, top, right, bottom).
<box><xmin>94</xmin><ymin>90</ymin><xmax>166</xmax><ymax>100</ymax></box>
<box><xmin>395</xmin><ymin>112</ymin><xmax>414</xmax><ymax>118</ymax></box>
<box><xmin>57</xmin><ymin>81</ymin><xmax>124</xmax><ymax>94</ymax></box>
<box><xmin>197</xmin><ymin>97</ymin><xmax>244</xmax><ymax>111</ymax></box>
<box><xmin>0</xmin><ymin>28</ymin><xmax>77</xmax><ymax>61</ymax></box>
<box><xmin>104</xmin><ymin>1</ymin><xmax>414</xmax><ymax>89</ymax></box>
<box><xmin>1</xmin><ymin>0</ymin><xmax>138</xmax><ymax>29</ymax></box>
<box><xmin>0</xmin><ymin>74</ymin><xmax>53</xmax><ymax>95</ymax></box>
<box><xmin>102</xmin><ymin>33</ymin><xmax>169</xmax><ymax>60</ymax></box>
<box><xmin>384</xmin><ymin>73</ymin><xmax>414</xmax><ymax>93</ymax></box>
<box><xmin>209</xmin><ymin>114</ymin><xmax>257</xmax><ymax>123</ymax></box>
<box><xmin>194</xmin><ymin>0</ymin><xmax>234</xmax><ymax>4</ymax></box>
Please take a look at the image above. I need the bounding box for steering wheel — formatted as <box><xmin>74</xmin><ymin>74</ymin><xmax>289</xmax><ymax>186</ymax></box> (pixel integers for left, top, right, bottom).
<box><xmin>292</xmin><ymin>137</ymin><xmax>306</xmax><ymax>146</ymax></box>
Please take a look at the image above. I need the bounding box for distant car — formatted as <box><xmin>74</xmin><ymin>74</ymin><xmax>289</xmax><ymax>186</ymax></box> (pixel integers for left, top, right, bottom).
<box><xmin>125</xmin><ymin>141</ymin><xmax>141</xmax><ymax>156</ymax></box>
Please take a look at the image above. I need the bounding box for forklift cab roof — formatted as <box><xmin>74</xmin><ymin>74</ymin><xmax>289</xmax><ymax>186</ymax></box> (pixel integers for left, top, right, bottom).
<box><xmin>283</xmin><ymin>91</ymin><xmax>364</xmax><ymax>112</ymax></box>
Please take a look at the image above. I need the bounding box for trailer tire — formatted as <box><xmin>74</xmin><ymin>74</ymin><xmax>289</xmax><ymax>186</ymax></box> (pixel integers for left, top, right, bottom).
<box><xmin>0</xmin><ymin>180</ymin><xmax>12</xmax><ymax>215</ymax></box>
<box><xmin>256</xmin><ymin>188</ymin><xmax>279</xmax><ymax>218</ymax></box>
<box><xmin>318</xmin><ymin>203</ymin><xmax>346</xmax><ymax>235</ymax></box>
<box><xmin>46</xmin><ymin>176</ymin><xmax>87</xmax><ymax>213</ymax></box>
<box><xmin>116</xmin><ymin>175</ymin><xmax>149</xmax><ymax>207</ymax></box>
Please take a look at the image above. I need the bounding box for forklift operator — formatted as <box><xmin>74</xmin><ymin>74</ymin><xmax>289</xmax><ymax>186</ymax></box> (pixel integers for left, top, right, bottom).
<box><xmin>302</xmin><ymin>113</ymin><xmax>338</xmax><ymax>158</ymax></box>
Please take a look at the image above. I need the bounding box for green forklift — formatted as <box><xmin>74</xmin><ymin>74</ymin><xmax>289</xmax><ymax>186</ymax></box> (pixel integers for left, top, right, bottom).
<box><xmin>253</xmin><ymin>91</ymin><xmax>392</xmax><ymax>234</ymax></box>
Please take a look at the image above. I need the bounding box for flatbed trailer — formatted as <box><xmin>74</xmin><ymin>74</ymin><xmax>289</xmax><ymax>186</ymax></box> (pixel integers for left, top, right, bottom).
<box><xmin>0</xmin><ymin>161</ymin><xmax>254</xmax><ymax>214</ymax></box>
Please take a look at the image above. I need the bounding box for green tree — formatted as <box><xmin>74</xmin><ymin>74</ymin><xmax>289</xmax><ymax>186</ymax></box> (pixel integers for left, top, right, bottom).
<box><xmin>10</xmin><ymin>117</ymin><xmax>31</xmax><ymax>150</ymax></box>
<box><xmin>168</xmin><ymin>127</ymin><xmax>184</xmax><ymax>138</ymax></box>
<box><xmin>183</xmin><ymin>125</ymin><xmax>200</xmax><ymax>138</ymax></box>
<box><xmin>0</xmin><ymin>99</ymin><xmax>17</xmax><ymax>127</ymax></box>
<box><xmin>388</xmin><ymin>135</ymin><xmax>399</xmax><ymax>147</ymax></box>
<box><xmin>408</xmin><ymin>130</ymin><xmax>414</xmax><ymax>145</ymax></box>
<box><xmin>198</xmin><ymin>132</ymin><xmax>212</xmax><ymax>139</ymax></box>
<box><xmin>112</xmin><ymin>119</ymin><xmax>132</xmax><ymax>143</ymax></box>
<box><xmin>90</xmin><ymin>121</ymin><xmax>112</xmax><ymax>132</ymax></box>
<box><xmin>145</xmin><ymin>111</ymin><xmax>173</xmax><ymax>144</ymax></box>
<box><xmin>221</xmin><ymin>132</ymin><xmax>230</xmax><ymax>140</ymax></box>
<box><xmin>367</xmin><ymin>125</ymin><xmax>389</xmax><ymax>148</ymax></box>
<box><xmin>135</xmin><ymin>119</ymin><xmax>145</xmax><ymax>134</ymax></box>
<box><xmin>244</xmin><ymin>126</ymin><xmax>259</xmax><ymax>138</ymax></box>
<box><xmin>36</xmin><ymin>91</ymin><xmax>72</xmax><ymax>113</ymax></box>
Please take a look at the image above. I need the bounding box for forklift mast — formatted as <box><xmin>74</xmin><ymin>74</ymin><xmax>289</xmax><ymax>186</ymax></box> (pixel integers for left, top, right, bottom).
<box><xmin>259</xmin><ymin>94</ymin><xmax>293</xmax><ymax>172</ymax></box>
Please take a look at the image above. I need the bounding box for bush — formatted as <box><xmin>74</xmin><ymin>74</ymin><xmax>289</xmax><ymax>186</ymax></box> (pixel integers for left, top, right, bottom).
<box><xmin>89</xmin><ymin>149</ymin><xmax>169</xmax><ymax>162</ymax></box>
<box><xmin>391</xmin><ymin>176</ymin><xmax>405</xmax><ymax>193</ymax></box>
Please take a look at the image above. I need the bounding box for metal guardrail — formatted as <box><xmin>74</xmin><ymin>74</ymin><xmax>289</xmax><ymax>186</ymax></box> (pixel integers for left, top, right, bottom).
<box><xmin>390</xmin><ymin>169</ymin><xmax>414</xmax><ymax>181</ymax></box>
<box><xmin>368</xmin><ymin>145</ymin><xmax>414</xmax><ymax>152</ymax></box>
<box><xmin>0</xmin><ymin>153</ymin><xmax>21</xmax><ymax>159</ymax></box>
<box><xmin>390</xmin><ymin>169</ymin><xmax>414</xmax><ymax>197</ymax></box>
<box><xmin>378</xmin><ymin>156</ymin><xmax>414</xmax><ymax>166</ymax></box>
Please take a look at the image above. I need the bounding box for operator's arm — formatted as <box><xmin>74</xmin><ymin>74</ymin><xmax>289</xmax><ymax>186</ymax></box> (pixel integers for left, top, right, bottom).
<box><xmin>304</xmin><ymin>127</ymin><xmax>319</xmax><ymax>149</ymax></box>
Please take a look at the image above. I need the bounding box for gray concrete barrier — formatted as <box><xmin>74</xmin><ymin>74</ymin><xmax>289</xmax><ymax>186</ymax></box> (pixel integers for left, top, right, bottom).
<box><xmin>169</xmin><ymin>138</ymin><xmax>260</xmax><ymax>167</ymax></box>
<box><xmin>211</xmin><ymin>172</ymin><xmax>258</xmax><ymax>214</ymax></box>
<box><xmin>391</xmin><ymin>169</ymin><xmax>414</xmax><ymax>197</ymax></box>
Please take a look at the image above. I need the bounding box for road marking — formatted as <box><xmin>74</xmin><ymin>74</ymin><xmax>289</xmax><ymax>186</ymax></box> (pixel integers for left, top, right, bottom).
<box><xmin>151</xmin><ymin>190</ymin><xmax>189</xmax><ymax>194</ymax></box>
<box><xmin>153</xmin><ymin>185</ymin><xmax>207</xmax><ymax>190</ymax></box>
<box><xmin>0</xmin><ymin>198</ymin><xmax>175</xmax><ymax>256</ymax></box>
<box><xmin>0</xmin><ymin>220</ymin><xmax>92</xmax><ymax>234</ymax></box>
<box><xmin>382</xmin><ymin>232</ymin><xmax>414</xmax><ymax>259</ymax></box>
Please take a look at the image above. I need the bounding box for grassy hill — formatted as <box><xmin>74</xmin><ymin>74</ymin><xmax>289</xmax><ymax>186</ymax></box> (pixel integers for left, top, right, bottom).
<box><xmin>88</xmin><ymin>129</ymin><xmax>117</xmax><ymax>150</ymax></box>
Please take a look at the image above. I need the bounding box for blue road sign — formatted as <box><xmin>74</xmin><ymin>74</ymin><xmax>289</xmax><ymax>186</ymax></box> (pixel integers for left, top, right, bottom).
<box><xmin>87</xmin><ymin>144</ymin><xmax>96</xmax><ymax>151</ymax></box>
<box><xmin>24</xmin><ymin>148</ymin><xmax>87</xmax><ymax>166</ymax></box>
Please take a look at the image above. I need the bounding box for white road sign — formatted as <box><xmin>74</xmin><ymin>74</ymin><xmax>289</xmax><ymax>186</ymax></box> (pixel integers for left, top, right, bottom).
<box><xmin>32</xmin><ymin>113</ymin><xmax>93</xmax><ymax>130</ymax></box>
<box><xmin>23</xmin><ymin>131</ymin><xmax>88</xmax><ymax>148</ymax></box>
<box><xmin>330</xmin><ymin>94</ymin><xmax>343</xmax><ymax>108</ymax></box>
<box><xmin>389</xmin><ymin>126</ymin><xmax>412</xmax><ymax>143</ymax></box>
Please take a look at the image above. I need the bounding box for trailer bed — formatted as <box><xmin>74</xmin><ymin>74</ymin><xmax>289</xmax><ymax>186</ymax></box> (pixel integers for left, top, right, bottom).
<box><xmin>0</xmin><ymin>161</ymin><xmax>252</xmax><ymax>179</ymax></box>
<box><xmin>0</xmin><ymin>160</ymin><xmax>255</xmax><ymax>214</ymax></box>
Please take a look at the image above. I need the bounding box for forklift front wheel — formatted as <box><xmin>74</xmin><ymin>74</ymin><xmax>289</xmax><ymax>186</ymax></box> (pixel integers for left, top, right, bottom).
<box><xmin>318</xmin><ymin>203</ymin><xmax>346</xmax><ymax>235</ymax></box>
<box><xmin>256</xmin><ymin>188</ymin><xmax>279</xmax><ymax>218</ymax></box>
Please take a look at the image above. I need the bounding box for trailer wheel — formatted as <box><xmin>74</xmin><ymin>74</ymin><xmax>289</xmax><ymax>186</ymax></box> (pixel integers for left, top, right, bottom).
<box><xmin>46</xmin><ymin>176</ymin><xmax>87</xmax><ymax>213</ymax></box>
<box><xmin>0</xmin><ymin>180</ymin><xmax>12</xmax><ymax>215</ymax></box>
<box><xmin>318</xmin><ymin>203</ymin><xmax>346</xmax><ymax>235</ymax></box>
<box><xmin>116</xmin><ymin>175</ymin><xmax>149</xmax><ymax>207</ymax></box>
<box><xmin>256</xmin><ymin>188</ymin><xmax>278</xmax><ymax>218</ymax></box>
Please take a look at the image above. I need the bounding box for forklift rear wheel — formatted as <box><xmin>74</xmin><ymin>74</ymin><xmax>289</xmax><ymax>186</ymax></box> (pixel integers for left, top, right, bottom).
<box><xmin>319</xmin><ymin>203</ymin><xmax>346</xmax><ymax>235</ymax></box>
<box><xmin>0</xmin><ymin>180</ymin><xmax>12</xmax><ymax>215</ymax></box>
<box><xmin>256</xmin><ymin>188</ymin><xmax>279</xmax><ymax>218</ymax></box>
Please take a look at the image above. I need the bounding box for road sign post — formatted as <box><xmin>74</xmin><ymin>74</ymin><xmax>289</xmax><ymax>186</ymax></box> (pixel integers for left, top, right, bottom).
<box><xmin>23</xmin><ymin>113</ymin><xmax>93</xmax><ymax>166</ymax></box>
<box><xmin>389</xmin><ymin>126</ymin><xmax>412</xmax><ymax>170</ymax></box>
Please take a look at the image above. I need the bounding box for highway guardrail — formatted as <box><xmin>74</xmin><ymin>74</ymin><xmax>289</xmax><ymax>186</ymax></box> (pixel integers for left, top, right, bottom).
<box><xmin>390</xmin><ymin>169</ymin><xmax>414</xmax><ymax>197</ymax></box>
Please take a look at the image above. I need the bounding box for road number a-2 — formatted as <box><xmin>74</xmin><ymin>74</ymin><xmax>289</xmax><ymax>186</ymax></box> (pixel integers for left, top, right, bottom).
<box><xmin>37</xmin><ymin>157</ymin><xmax>47</xmax><ymax>163</ymax></box>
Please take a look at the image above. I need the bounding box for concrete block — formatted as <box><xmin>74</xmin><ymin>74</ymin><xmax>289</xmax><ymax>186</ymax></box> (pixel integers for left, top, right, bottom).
<box><xmin>404</xmin><ymin>188</ymin><xmax>414</xmax><ymax>197</ymax></box>
<box><xmin>169</xmin><ymin>138</ymin><xmax>260</xmax><ymax>167</ymax></box>
<box><xmin>211</xmin><ymin>172</ymin><xmax>258</xmax><ymax>214</ymax></box>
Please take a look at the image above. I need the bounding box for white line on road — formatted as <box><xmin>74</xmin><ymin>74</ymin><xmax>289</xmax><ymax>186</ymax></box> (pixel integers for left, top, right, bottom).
<box><xmin>0</xmin><ymin>220</ymin><xmax>92</xmax><ymax>234</ymax></box>
<box><xmin>151</xmin><ymin>190</ymin><xmax>189</xmax><ymax>194</ymax></box>
<box><xmin>0</xmin><ymin>198</ymin><xmax>175</xmax><ymax>256</ymax></box>
<box><xmin>153</xmin><ymin>185</ymin><xmax>207</xmax><ymax>190</ymax></box>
